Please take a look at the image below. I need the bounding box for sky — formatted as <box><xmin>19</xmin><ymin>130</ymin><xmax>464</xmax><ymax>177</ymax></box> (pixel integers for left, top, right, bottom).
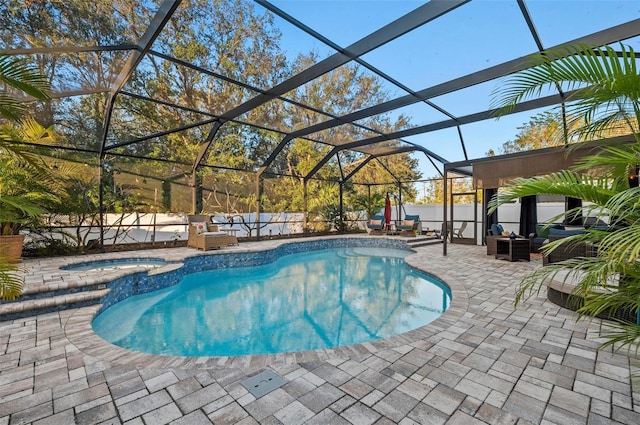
<box><xmin>256</xmin><ymin>0</ymin><xmax>640</xmax><ymax>182</ymax></box>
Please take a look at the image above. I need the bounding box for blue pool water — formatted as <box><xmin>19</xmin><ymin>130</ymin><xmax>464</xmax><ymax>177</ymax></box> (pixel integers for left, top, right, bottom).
<box><xmin>62</xmin><ymin>258</ymin><xmax>168</xmax><ymax>271</ymax></box>
<box><xmin>92</xmin><ymin>247</ymin><xmax>451</xmax><ymax>356</ymax></box>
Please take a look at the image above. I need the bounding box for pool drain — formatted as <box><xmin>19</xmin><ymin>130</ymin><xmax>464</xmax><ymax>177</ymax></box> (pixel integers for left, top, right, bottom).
<box><xmin>241</xmin><ymin>369</ymin><xmax>287</xmax><ymax>398</ymax></box>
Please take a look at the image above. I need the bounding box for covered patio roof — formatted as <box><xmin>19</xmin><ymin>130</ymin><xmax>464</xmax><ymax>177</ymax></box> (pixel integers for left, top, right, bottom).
<box><xmin>446</xmin><ymin>135</ymin><xmax>638</xmax><ymax>189</ymax></box>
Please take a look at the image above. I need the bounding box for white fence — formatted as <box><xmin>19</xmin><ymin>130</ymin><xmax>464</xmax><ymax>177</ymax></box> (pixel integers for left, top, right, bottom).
<box><xmin>38</xmin><ymin>212</ymin><xmax>306</xmax><ymax>246</ymax></box>
<box><xmin>34</xmin><ymin>201</ymin><xmax>597</xmax><ymax>247</ymax></box>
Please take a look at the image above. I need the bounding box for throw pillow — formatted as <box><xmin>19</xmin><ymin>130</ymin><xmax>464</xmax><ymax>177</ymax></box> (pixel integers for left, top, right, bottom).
<box><xmin>402</xmin><ymin>220</ymin><xmax>414</xmax><ymax>226</ymax></box>
<box><xmin>491</xmin><ymin>224</ymin><xmax>505</xmax><ymax>235</ymax></box>
<box><xmin>535</xmin><ymin>224</ymin><xmax>550</xmax><ymax>239</ymax></box>
<box><xmin>192</xmin><ymin>222</ymin><xmax>208</xmax><ymax>234</ymax></box>
<box><xmin>370</xmin><ymin>219</ymin><xmax>381</xmax><ymax>225</ymax></box>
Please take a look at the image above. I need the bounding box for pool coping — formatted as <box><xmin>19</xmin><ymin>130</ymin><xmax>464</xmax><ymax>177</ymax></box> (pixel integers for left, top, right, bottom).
<box><xmin>61</xmin><ymin>236</ymin><xmax>469</xmax><ymax>373</ymax></box>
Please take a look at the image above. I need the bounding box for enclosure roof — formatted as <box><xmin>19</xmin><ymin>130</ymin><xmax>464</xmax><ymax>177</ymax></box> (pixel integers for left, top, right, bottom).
<box><xmin>2</xmin><ymin>0</ymin><xmax>640</xmax><ymax>184</ymax></box>
<box><xmin>445</xmin><ymin>135</ymin><xmax>638</xmax><ymax>188</ymax></box>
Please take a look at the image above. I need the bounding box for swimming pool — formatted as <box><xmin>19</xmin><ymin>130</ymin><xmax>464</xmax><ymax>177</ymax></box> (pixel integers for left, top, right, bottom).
<box><xmin>93</xmin><ymin>246</ymin><xmax>451</xmax><ymax>356</ymax></box>
<box><xmin>62</xmin><ymin>257</ymin><xmax>168</xmax><ymax>271</ymax></box>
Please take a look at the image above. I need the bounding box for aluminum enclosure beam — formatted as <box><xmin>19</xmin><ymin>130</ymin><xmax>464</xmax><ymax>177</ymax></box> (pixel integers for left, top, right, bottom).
<box><xmin>217</xmin><ymin>0</ymin><xmax>467</xmax><ymax>122</ymax></box>
<box><xmin>97</xmin><ymin>0</ymin><xmax>182</xmax><ymax>249</ymax></box>
<box><xmin>332</xmin><ymin>90</ymin><xmax>579</xmax><ymax>159</ymax></box>
<box><xmin>214</xmin><ymin>0</ymin><xmax>469</xmax><ymax>171</ymax></box>
<box><xmin>261</xmin><ymin>18</ymin><xmax>640</xmax><ymax>162</ymax></box>
<box><xmin>256</xmin><ymin>1</ymin><xmax>463</xmax><ymax>129</ymax></box>
<box><xmin>342</xmin><ymin>157</ymin><xmax>375</xmax><ymax>183</ymax></box>
<box><xmin>146</xmin><ymin>48</ymin><xmax>419</xmax><ymax>173</ymax></box>
<box><xmin>304</xmin><ymin>144</ymin><xmax>419</xmax><ymax>183</ymax></box>
<box><xmin>100</xmin><ymin>0</ymin><xmax>182</xmax><ymax>152</ymax></box>
<box><xmin>104</xmin><ymin>118</ymin><xmax>219</xmax><ymax>151</ymax></box>
<box><xmin>0</xmin><ymin>44</ymin><xmax>139</xmax><ymax>55</ymax></box>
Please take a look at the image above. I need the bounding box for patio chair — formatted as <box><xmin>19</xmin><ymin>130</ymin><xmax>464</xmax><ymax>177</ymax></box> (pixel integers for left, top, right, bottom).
<box><xmin>367</xmin><ymin>215</ymin><xmax>385</xmax><ymax>235</ymax></box>
<box><xmin>453</xmin><ymin>221</ymin><xmax>467</xmax><ymax>238</ymax></box>
<box><xmin>542</xmin><ymin>231</ymin><xmax>589</xmax><ymax>266</ymax></box>
<box><xmin>187</xmin><ymin>214</ymin><xmax>229</xmax><ymax>251</ymax></box>
<box><xmin>398</xmin><ymin>215</ymin><xmax>420</xmax><ymax>236</ymax></box>
<box><xmin>441</xmin><ymin>222</ymin><xmax>452</xmax><ymax>241</ymax></box>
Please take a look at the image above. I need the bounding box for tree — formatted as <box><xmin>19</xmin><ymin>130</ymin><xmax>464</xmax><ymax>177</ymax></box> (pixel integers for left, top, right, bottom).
<box><xmin>486</xmin><ymin>111</ymin><xmax>567</xmax><ymax>156</ymax></box>
<box><xmin>490</xmin><ymin>43</ymin><xmax>640</xmax><ymax>352</ymax></box>
<box><xmin>1</xmin><ymin>1</ymin><xmax>423</xmax><ymax>226</ymax></box>
<box><xmin>351</xmin><ymin>191</ymin><xmax>385</xmax><ymax>220</ymax></box>
<box><xmin>487</xmin><ymin>109</ymin><xmax>631</xmax><ymax>157</ymax></box>
<box><xmin>419</xmin><ymin>177</ymin><xmax>475</xmax><ymax>204</ymax></box>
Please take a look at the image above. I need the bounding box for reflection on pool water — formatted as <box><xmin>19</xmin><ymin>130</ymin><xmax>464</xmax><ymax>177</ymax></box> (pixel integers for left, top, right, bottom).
<box><xmin>92</xmin><ymin>247</ymin><xmax>451</xmax><ymax>356</ymax></box>
<box><xmin>62</xmin><ymin>258</ymin><xmax>168</xmax><ymax>271</ymax></box>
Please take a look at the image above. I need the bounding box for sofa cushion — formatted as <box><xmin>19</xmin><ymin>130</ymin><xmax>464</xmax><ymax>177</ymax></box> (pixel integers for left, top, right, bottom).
<box><xmin>549</xmin><ymin>227</ymin><xmax>584</xmax><ymax>236</ymax></box>
<box><xmin>564</xmin><ymin>226</ymin><xmax>584</xmax><ymax>231</ymax></box>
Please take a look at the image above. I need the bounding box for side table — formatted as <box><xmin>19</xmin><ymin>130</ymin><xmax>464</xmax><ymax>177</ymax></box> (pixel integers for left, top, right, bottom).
<box><xmin>219</xmin><ymin>228</ymin><xmax>240</xmax><ymax>245</ymax></box>
<box><xmin>495</xmin><ymin>238</ymin><xmax>530</xmax><ymax>262</ymax></box>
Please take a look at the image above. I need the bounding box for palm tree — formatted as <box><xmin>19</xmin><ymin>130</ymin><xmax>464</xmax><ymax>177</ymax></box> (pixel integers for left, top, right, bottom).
<box><xmin>0</xmin><ymin>54</ymin><xmax>50</xmax><ymax>299</ymax></box>
<box><xmin>489</xmin><ymin>43</ymin><xmax>640</xmax><ymax>352</ymax></box>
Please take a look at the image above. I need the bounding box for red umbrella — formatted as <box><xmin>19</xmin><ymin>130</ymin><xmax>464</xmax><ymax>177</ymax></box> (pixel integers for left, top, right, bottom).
<box><xmin>384</xmin><ymin>193</ymin><xmax>392</xmax><ymax>232</ymax></box>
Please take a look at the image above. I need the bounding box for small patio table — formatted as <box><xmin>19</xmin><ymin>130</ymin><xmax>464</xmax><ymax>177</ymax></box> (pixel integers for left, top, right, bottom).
<box><xmin>495</xmin><ymin>238</ymin><xmax>530</xmax><ymax>262</ymax></box>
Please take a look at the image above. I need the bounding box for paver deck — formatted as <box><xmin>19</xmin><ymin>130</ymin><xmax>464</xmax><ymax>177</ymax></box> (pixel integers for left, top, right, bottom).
<box><xmin>1</xmin><ymin>236</ymin><xmax>639</xmax><ymax>424</ymax></box>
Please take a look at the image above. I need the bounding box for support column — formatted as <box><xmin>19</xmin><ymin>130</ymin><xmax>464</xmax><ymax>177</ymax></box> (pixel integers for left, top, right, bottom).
<box><xmin>443</xmin><ymin>173</ymin><xmax>448</xmax><ymax>256</ymax></box>
<box><xmin>98</xmin><ymin>155</ymin><xmax>105</xmax><ymax>252</ymax></box>
<box><xmin>473</xmin><ymin>188</ymin><xmax>478</xmax><ymax>245</ymax></box>
<box><xmin>397</xmin><ymin>182</ymin><xmax>402</xmax><ymax>222</ymax></box>
<box><xmin>191</xmin><ymin>172</ymin><xmax>202</xmax><ymax>213</ymax></box>
<box><xmin>302</xmin><ymin>179</ymin><xmax>308</xmax><ymax>234</ymax></box>
<box><xmin>161</xmin><ymin>180</ymin><xmax>171</xmax><ymax>211</ymax></box>
<box><xmin>256</xmin><ymin>173</ymin><xmax>262</xmax><ymax>240</ymax></box>
<box><xmin>339</xmin><ymin>180</ymin><xmax>344</xmax><ymax>232</ymax></box>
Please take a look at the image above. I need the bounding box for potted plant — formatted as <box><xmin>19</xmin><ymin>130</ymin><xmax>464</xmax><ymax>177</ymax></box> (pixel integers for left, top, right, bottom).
<box><xmin>489</xmin><ymin>43</ymin><xmax>640</xmax><ymax>351</ymax></box>
<box><xmin>0</xmin><ymin>128</ymin><xmax>57</xmax><ymax>261</ymax></box>
<box><xmin>0</xmin><ymin>54</ymin><xmax>51</xmax><ymax>299</ymax></box>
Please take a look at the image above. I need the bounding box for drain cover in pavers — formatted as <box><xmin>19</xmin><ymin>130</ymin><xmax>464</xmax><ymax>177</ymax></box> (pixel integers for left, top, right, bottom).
<box><xmin>241</xmin><ymin>369</ymin><xmax>287</xmax><ymax>398</ymax></box>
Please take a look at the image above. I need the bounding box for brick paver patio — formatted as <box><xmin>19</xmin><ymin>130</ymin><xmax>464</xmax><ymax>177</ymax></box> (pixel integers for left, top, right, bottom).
<box><xmin>1</xmin><ymin>237</ymin><xmax>639</xmax><ymax>424</ymax></box>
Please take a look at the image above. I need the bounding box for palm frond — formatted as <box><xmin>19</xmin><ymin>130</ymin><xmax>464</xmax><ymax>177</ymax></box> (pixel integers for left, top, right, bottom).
<box><xmin>596</xmin><ymin>224</ymin><xmax>640</xmax><ymax>266</ymax></box>
<box><xmin>598</xmin><ymin>321</ymin><xmax>640</xmax><ymax>354</ymax></box>
<box><xmin>491</xmin><ymin>43</ymin><xmax>640</xmax><ymax>142</ymax></box>
<box><xmin>0</xmin><ymin>55</ymin><xmax>50</xmax><ymax>122</ymax></box>
<box><xmin>0</xmin><ymin>55</ymin><xmax>50</xmax><ymax>96</ymax></box>
<box><xmin>574</xmin><ymin>144</ymin><xmax>640</xmax><ymax>181</ymax></box>
<box><xmin>0</xmin><ymin>260</ymin><xmax>24</xmax><ymax>300</ymax></box>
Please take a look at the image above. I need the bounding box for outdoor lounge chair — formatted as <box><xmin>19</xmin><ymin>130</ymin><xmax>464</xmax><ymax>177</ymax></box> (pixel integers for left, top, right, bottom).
<box><xmin>453</xmin><ymin>221</ymin><xmax>467</xmax><ymax>238</ymax></box>
<box><xmin>187</xmin><ymin>214</ymin><xmax>229</xmax><ymax>251</ymax></box>
<box><xmin>367</xmin><ymin>215</ymin><xmax>385</xmax><ymax>234</ymax></box>
<box><xmin>398</xmin><ymin>215</ymin><xmax>420</xmax><ymax>236</ymax></box>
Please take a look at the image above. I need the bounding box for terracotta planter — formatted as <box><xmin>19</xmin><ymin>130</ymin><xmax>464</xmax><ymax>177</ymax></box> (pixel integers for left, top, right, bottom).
<box><xmin>0</xmin><ymin>234</ymin><xmax>25</xmax><ymax>263</ymax></box>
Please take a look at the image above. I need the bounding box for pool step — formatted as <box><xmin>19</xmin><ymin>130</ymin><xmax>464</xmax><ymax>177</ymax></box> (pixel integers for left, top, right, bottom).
<box><xmin>0</xmin><ymin>288</ymin><xmax>110</xmax><ymax>321</ymax></box>
<box><xmin>17</xmin><ymin>280</ymin><xmax>109</xmax><ymax>302</ymax></box>
<box><xmin>406</xmin><ymin>236</ymin><xmax>442</xmax><ymax>248</ymax></box>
